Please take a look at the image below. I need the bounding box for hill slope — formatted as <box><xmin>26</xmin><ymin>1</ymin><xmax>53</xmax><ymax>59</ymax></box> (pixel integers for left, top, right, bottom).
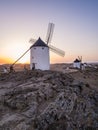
<box><xmin>0</xmin><ymin>70</ymin><xmax>98</xmax><ymax>130</ymax></box>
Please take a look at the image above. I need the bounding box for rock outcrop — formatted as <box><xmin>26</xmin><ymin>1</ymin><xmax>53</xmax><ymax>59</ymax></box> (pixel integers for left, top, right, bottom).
<box><xmin>0</xmin><ymin>70</ymin><xmax>98</xmax><ymax>130</ymax></box>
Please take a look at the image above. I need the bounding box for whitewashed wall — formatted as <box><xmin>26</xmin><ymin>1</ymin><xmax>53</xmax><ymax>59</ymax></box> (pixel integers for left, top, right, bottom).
<box><xmin>73</xmin><ymin>62</ymin><xmax>81</xmax><ymax>69</ymax></box>
<box><xmin>30</xmin><ymin>46</ymin><xmax>50</xmax><ymax>70</ymax></box>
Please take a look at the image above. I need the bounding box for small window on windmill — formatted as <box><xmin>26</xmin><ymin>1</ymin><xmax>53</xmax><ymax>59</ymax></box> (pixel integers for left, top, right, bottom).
<box><xmin>34</xmin><ymin>48</ymin><xmax>36</xmax><ymax>50</ymax></box>
<box><xmin>42</xmin><ymin>47</ymin><xmax>44</xmax><ymax>50</ymax></box>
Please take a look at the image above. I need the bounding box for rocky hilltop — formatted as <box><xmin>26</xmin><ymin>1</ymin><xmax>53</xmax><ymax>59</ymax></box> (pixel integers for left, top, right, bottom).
<box><xmin>0</xmin><ymin>69</ymin><xmax>98</xmax><ymax>130</ymax></box>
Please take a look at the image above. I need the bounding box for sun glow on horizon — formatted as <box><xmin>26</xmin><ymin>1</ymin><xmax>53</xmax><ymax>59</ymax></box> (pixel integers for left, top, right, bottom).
<box><xmin>0</xmin><ymin>41</ymin><xmax>30</xmax><ymax>64</ymax></box>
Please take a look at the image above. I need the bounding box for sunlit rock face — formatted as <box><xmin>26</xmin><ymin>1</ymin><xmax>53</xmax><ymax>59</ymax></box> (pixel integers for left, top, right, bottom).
<box><xmin>0</xmin><ymin>70</ymin><xmax>98</xmax><ymax>130</ymax></box>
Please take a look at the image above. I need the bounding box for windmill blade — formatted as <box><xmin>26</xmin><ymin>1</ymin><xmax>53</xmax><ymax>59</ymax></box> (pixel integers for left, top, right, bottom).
<box><xmin>46</xmin><ymin>23</ymin><xmax>55</xmax><ymax>44</ymax></box>
<box><xmin>78</xmin><ymin>56</ymin><xmax>82</xmax><ymax>62</ymax></box>
<box><xmin>29</xmin><ymin>38</ymin><xmax>36</xmax><ymax>44</ymax></box>
<box><xmin>49</xmin><ymin>44</ymin><xmax>65</xmax><ymax>57</ymax></box>
<box><xmin>80</xmin><ymin>56</ymin><xmax>82</xmax><ymax>62</ymax></box>
<box><xmin>11</xmin><ymin>48</ymin><xmax>30</xmax><ymax>66</ymax></box>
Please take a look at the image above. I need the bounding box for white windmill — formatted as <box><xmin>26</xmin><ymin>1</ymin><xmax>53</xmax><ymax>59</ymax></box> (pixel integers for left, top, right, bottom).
<box><xmin>73</xmin><ymin>56</ymin><xmax>82</xmax><ymax>69</ymax></box>
<box><xmin>10</xmin><ymin>23</ymin><xmax>65</xmax><ymax>71</ymax></box>
<box><xmin>29</xmin><ymin>23</ymin><xmax>65</xmax><ymax>70</ymax></box>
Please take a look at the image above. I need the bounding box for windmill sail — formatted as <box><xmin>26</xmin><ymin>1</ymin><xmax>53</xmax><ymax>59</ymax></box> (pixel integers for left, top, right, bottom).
<box><xmin>78</xmin><ymin>56</ymin><xmax>82</xmax><ymax>62</ymax></box>
<box><xmin>46</xmin><ymin>23</ymin><xmax>65</xmax><ymax>57</ymax></box>
<box><xmin>46</xmin><ymin>23</ymin><xmax>55</xmax><ymax>44</ymax></box>
<box><xmin>29</xmin><ymin>38</ymin><xmax>36</xmax><ymax>44</ymax></box>
<box><xmin>49</xmin><ymin>44</ymin><xmax>65</xmax><ymax>57</ymax></box>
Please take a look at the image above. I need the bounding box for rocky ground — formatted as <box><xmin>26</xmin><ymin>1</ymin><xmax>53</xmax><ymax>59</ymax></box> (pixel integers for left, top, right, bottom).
<box><xmin>0</xmin><ymin>66</ymin><xmax>98</xmax><ymax>130</ymax></box>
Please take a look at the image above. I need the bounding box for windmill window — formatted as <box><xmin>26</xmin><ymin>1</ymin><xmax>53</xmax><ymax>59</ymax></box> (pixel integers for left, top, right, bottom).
<box><xmin>42</xmin><ymin>47</ymin><xmax>44</xmax><ymax>49</ymax></box>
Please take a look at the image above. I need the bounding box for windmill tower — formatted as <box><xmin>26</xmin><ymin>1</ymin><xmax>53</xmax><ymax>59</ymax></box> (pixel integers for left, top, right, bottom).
<box><xmin>30</xmin><ymin>37</ymin><xmax>50</xmax><ymax>70</ymax></box>
<box><xmin>30</xmin><ymin>23</ymin><xmax>65</xmax><ymax>70</ymax></box>
<box><xmin>73</xmin><ymin>56</ymin><xmax>82</xmax><ymax>69</ymax></box>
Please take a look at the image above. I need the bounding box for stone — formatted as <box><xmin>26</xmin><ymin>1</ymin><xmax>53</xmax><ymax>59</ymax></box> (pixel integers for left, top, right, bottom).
<box><xmin>0</xmin><ymin>70</ymin><xmax>97</xmax><ymax>130</ymax></box>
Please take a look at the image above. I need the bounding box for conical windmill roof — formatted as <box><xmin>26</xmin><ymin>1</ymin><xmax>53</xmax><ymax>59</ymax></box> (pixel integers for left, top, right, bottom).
<box><xmin>30</xmin><ymin>37</ymin><xmax>48</xmax><ymax>48</ymax></box>
<box><xmin>74</xmin><ymin>59</ymin><xmax>80</xmax><ymax>63</ymax></box>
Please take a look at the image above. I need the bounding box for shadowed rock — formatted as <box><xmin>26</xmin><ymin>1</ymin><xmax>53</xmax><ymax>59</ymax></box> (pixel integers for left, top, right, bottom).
<box><xmin>0</xmin><ymin>70</ymin><xmax>98</xmax><ymax>130</ymax></box>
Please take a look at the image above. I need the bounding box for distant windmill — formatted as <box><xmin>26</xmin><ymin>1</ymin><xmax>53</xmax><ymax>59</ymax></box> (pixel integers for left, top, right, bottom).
<box><xmin>10</xmin><ymin>23</ymin><xmax>65</xmax><ymax>71</ymax></box>
<box><xmin>73</xmin><ymin>56</ymin><xmax>82</xmax><ymax>69</ymax></box>
<box><xmin>30</xmin><ymin>23</ymin><xmax>65</xmax><ymax>70</ymax></box>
